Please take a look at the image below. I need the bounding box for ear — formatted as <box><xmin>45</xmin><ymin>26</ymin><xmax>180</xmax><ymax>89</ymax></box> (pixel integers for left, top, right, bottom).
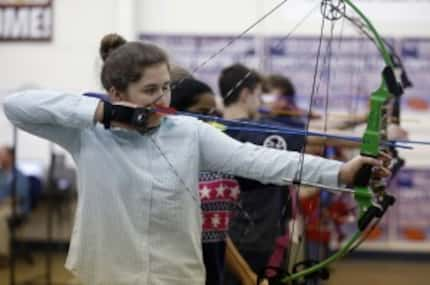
<box><xmin>108</xmin><ymin>87</ymin><xmax>126</xmax><ymax>102</ymax></box>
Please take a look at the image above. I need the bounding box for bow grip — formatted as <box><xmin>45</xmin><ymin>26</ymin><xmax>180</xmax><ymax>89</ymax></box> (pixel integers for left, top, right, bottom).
<box><xmin>353</xmin><ymin>157</ymin><xmax>375</xmax><ymax>187</ymax></box>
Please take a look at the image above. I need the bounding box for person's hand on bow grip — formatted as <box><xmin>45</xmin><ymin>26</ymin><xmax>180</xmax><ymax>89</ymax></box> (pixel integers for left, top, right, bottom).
<box><xmin>339</xmin><ymin>152</ymin><xmax>392</xmax><ymax>187</ymax></box>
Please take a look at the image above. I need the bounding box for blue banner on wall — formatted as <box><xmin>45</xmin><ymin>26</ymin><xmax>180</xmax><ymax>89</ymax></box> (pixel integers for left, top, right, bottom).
<box><xmin>140</xmin><ymin>33</ymin><xmax>429</xmax><ymax>114</ymax></box>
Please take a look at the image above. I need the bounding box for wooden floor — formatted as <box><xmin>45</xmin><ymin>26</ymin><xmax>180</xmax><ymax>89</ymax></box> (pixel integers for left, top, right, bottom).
<box><xmin>326</xmin><ymin>259</ymin><xmax>430</xmax><ymax>285</ymax></box>
<box><xmin>1</xmin><ymin>252</ymin><xmax>429</xmax><ymax>284</ymax></box>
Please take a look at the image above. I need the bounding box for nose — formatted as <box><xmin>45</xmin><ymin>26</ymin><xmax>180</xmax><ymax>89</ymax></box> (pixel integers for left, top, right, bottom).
<box><xmin>159</xmin><ymin>92</ymin><xmax>171</xmax><ymax>107</ymax></box>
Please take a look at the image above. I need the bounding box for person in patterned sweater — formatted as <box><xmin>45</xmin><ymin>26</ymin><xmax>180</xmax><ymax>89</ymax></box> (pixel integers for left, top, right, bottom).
<box><xmin>171</xmin><ymin>77</ymin><xmax>266</xmax><ymax>285</ymax></box>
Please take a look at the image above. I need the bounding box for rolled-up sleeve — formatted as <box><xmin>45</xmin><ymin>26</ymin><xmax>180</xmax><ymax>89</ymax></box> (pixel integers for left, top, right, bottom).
<box><xmin>197</xmin><ymin>120</ymin><xmax>343</xmax><ymax>189</ymax></box>
<box><xmin>3</xmin><ymin>90</ymin><xmax>100</xmax><ymax>151</ymax></box>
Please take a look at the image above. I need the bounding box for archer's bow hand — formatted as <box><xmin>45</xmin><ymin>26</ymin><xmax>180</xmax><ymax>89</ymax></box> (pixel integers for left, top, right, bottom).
<box><xmin>338</xmin><ymin>154</ymin><xmax>391</xmax><ymax>186</ymax></box>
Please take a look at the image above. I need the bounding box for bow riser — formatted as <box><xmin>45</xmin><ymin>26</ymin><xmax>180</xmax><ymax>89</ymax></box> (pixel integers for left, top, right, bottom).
<box><xmin>361</xmin><ymin>86</ymin><xmax>390</xmax><ymax>156</ymax></box>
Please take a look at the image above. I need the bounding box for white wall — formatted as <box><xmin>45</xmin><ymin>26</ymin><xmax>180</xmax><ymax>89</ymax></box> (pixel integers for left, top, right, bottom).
<box><xmin>138</xmin><ymin>0</ymin><xmax>430</xmax><ymax>37</ymax></box>
<box><xmin>138</xmin><ymin>0</ymin><xmax>261</xmax><ymax>35</ymax></box>
<box><xmin>0</xmin><ymin>0</ymin><xmax>136</xmax><ymax>166</ymax></box>
<box><xmin>1</xmin><ymin>0</ymin><xmax>137</xmax><ymax>92</ymax></box>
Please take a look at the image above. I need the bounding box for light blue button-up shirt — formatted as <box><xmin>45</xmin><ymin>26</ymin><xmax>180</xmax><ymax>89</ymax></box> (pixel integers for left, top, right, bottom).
<box><xmin>3</xmin><ymin>90</ymin><xmax>342</xmax><ymax>285</ymax></box>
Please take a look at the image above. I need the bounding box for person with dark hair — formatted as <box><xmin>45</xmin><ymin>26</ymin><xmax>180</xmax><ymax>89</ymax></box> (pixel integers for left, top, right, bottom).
<box><xmin>219</xmin><ymin>63</ymin><xmax>263</xmax><ymax>119</ymax></box>
<box><xmin>0</xmin><ymin>145</ymin><xmax>30</xmax><ymax>266</ymax></box>
<box><xmin>3</xmin><ymin>34</ymin><xmax>389</xmax><ymax>285</ymax></box>
<box><xmin>171</xmin><ymin>78</ymin><xmax>267</xmax><ymax>285</ymax></box>
<box><xmin>265</xmin><ymin>74</ymin><xmax>296</xmax><ymax>98</ymax></box>
<box><xmin>263</xmin><ymin>74</ymin><xmax>298</xmax><ymax>114</ymax></box>
<box><xmin>170</xmin><ymin>78</ymin><xmax>215</xmax><ymax>115</ymax></box>
<box><xmin>218</xmin><ymin>64</ymin><xmax>304</xmax><ymax>284</ymax></box>
<box><xmin>263</xmin><ymin>74</ymin><xmax>318</xmax><ymax>128</ymax></box>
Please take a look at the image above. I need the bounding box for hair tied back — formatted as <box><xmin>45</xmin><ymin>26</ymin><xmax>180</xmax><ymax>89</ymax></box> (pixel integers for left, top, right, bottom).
<box><xmin>100</xmin><ymin>33</ymin><xmax>127</xmax><ymax>62</ymax></box>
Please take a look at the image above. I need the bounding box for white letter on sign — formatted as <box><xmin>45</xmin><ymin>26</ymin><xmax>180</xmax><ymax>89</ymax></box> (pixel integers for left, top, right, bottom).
<box><xmin>4</xmin><ymin>7</ymin><xmax>30</xmax><ymax>39</ymax></box>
